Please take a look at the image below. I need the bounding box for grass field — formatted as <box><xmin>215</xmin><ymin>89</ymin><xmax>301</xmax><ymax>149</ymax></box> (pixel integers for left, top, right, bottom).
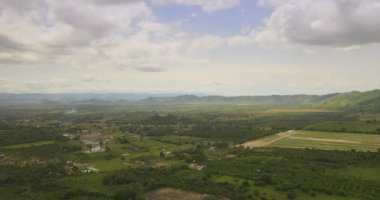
<box><xmin>212</xmin><ymin>175</ymin><xmax>359</xmax><ymax>200</ymax></box>
<box><xmin>306</xmin><ymin>121</ymin><xmax>380</xmax><ymax>133</ymax></box>
<box><xmin>2</xmin><ymin>140</ymin><xmax>55</xmax><ymax>149</ymax></box>
<box><xmin>242</xmin><ymin>130</ymin><xmax>380</xmax><ymax>152</ymax></box>
<box><xmin>262</xmin><ymin>108</ymin><xmax>332</xmax><ymax>113</ymax></box>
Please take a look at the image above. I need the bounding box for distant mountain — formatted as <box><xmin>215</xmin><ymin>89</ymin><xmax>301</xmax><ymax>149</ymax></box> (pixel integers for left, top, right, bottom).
<box><xmin>1</xmin><ymin>90</ymin><xmax>379</xmax><ymax>111</ymax></box>
<box><xmin>136</xmin><ymin>94</ymin><xmax>335</xmax><ymax>107</ymax></box>
<box><xmin>0</xmin><ymin>93</ymin><xmax>187</xmax><ymax>101</ymax></box>
<box><xmin>315</xmin><ymin>89</ymin><xmax>380</xmax><ymax>112</ymax></box>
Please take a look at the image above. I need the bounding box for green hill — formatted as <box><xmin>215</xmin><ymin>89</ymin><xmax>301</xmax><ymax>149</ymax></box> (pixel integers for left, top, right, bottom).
<box><xmin>315</xmin><ymin>90</ymin><xmax>380</xmax><ymax>112</ymax></box>
<box><xmin>137</xmin><ymin>90</ymin><xmax>380</xmax><ymax>112</ymax></box>
<box><xmin>136</xmin><ymin>94</ymin><xmax>335</xmax><ymax>107</ymax></box>
<box><xmin>1</xmin><ymin>90</ymin><xmax>379</xmax><ymax>111</ymax></box>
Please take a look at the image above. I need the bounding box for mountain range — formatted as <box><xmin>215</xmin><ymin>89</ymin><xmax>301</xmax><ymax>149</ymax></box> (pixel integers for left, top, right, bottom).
<box><xmin>1</xmin><ymin>90</ymin><xmax>379</xmax><ymax>112</ymax></box>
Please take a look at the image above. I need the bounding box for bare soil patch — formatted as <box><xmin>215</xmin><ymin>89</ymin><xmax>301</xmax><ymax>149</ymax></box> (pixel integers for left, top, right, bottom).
<box><xmin>237</xmin><ymin>130</ymin><xmax>295</xmax><ymax>148</ymax></box>
<box><xmin>80</xmin><ymin>133</ymin><xmax>112</xmax><ymax>141</ymax></box>
<box><xmin>146</xmin><ymin>188</ymin><xmax>207</xmax><ymax>200</ymax></box>
<box><xmin>288</xmin><ymin>136</ymin><xmax>361</xmax><ymax>144</ymax></box>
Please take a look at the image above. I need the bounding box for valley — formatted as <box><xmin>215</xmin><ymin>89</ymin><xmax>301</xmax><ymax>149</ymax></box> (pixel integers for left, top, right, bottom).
<box><xmin>1</xmin><ymin>92</ymin><xmax>380</xmax><ymax>199</ymax></box>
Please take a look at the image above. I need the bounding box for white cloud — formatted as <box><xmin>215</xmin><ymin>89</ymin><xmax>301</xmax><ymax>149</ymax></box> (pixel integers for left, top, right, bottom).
<box><xmin>336</xmin><ymin>45</ymin><xmax>361</xmax><ymax>52</ymax></box>
<box><xmin>151</xmin><ymin>0</ymin><xmax>240</xmax><ymax>12</ymax></box>
<box><xmin>227</xmin><ymin>35</ymin><xmax>254</xmax><ymax>46</ymax></box>
<box><xmin>254</xmin><ymin>0</ymin><xmax>380</xmax><ymax>46</ymax></box>
<box><xmin>0</xmin><ymin>0</ymin><xmax>154</xmax><ymax>65</ymax></box>
<box><xmin>133</xmin><ymin>66</ymin><xmax>166</xmax><ymax>72</ymax></box>
<box><xmin>80</xmin><ymin>74</ymin><xmax>102</xmax><ymax>82</ymax></box>
<box><xmin>257</xmin><ymin>0</ymin><xmax>285</xmax><ymax>7</ymax></box>
<box><xmin>0</xmin><ymin>0</ymin><xmax>189</xmax><ymax>71</ymax></box>
<box><xmin>0</xmin><ymin>0</ymin><xmax>379</xmax><ymax>94</ymax></box>
<box><xmin>137</xmin><ymin>21</ymin><xmax>170</xmax><ymax>37</ymax></box>
<box><xmin>48</xmin><ymin>1</ymin><xmax>153</xmax><ymax>46</ymax></box>
<box><xmin>188</xmin><ymin>35</ymin><xmax>224</xmax><ymax>52</ymax></box>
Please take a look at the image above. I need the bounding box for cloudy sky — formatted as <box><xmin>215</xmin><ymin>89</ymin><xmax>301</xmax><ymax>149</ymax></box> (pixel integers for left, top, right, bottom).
<box><xmin>0</xmin><ymin>0</ymin><xmax>380</xmax><ymax>95</ymax></box>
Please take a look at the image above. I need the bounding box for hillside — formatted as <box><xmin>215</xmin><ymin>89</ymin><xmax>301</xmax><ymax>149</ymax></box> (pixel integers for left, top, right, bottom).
<box><xmin>136</xmin><ymin>94</ymin><xmax>336</xmax><ymax>107</ymax></box>
<box><xmin>1</xmin><ymin>90</ymin><xmax>380</xmax><ymax>111</ymax></box>
<box><xmin>315</xmin><ymin>90</ymin><xmax>380</xmax><ymax>112</ymax></box>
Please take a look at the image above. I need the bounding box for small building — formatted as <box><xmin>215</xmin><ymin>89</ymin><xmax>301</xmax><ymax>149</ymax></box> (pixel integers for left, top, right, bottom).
<box><xmin>65</xmin><ymin>109</ymin><xmax>78</xmax><ymax>114</ymax></box>
<box><xmin>87</xmin><ymin>166</ymin><xmax>99</xmax><ymax>172</ymax></box>
<box><xmin>189</xmin><ymin>163</ymin><xmax>206</xmax><ymax>171</ymax></box>
<box><xmin>63</xmin><ymin>134</ymin><xmax>77</xmax><ymax>140</ymax></box>
<box><xmin>82</xmin><ymin>166</ymin><xmax>99</xmax><ymax>174</ymax></box>
<box><xmin>208</xmin><ymin>147</ymin><xmax>216</xmax><ymax>152</ymax></box>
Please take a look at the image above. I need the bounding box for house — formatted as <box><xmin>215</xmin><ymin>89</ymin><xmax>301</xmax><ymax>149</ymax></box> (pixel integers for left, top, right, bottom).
<box><xmin>65</xmin><ymin>109</ymin><xmax>78</xmax><ymax>114</ymax></box>
<box><xmin>82</xmin><ymin>166</ymin><xmax>99</xmax><ymax>173</ymax></box>
<box><xmin>87</xmin><ymin>166</ymin><xmax>99</xmax><ymax>172</ymax></box>
<box><xmin>189</xmin><ymin>163</ymin><xmax>206</xmax><ymax>171</ymax></box>
<box><xmin>82</xmin><ymin>140</ymin><xmax>106</xmax><ymax>153</ymax></box>
<box><xmin>63</xmin><ymin>133</ymin><xmax>77</xmax><ymax>140</ymax></box>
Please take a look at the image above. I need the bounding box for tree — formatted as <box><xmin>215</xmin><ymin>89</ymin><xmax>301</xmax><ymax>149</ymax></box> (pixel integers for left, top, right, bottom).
<box><xmin>105</xmin><ymin>145</ymin><xmax>111</xmax><ymax>152</ymax></box>
<box><xmin>287</xmin><ymin>191</ymin><xmax>296</xmax><ymax>199</ymax></box>
<box><xmin>114</xmin><ymin>183</ymin><xmax>145</xmax><ymax>200</ymax></box>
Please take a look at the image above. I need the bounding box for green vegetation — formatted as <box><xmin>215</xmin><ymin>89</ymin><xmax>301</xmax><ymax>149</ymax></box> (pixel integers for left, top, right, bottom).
<box><xmin>1</xmin><ymin>95</ymin><xmax>380</xmax><ymax>200</ymax></box>
<box><xmin>260</xmin><ymin>130</ymin><xmax>380</xmax><ymax>152</ymax></box>
<box><xmin>2</xmin><ymin>140</ymin><xmax>55</xmax><ymax>149</ymax></box>
<box><xmin>306</xmin><ymin>121</ymin><xmax>380</xmax><ymax>134</ymax></box>
<box><xmin>315</xmin><ymin>89</ymin><xmax>380</xmax><ymax>112</ymax></box>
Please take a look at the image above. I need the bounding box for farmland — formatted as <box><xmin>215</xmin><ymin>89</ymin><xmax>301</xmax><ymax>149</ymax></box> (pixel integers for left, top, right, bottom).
<box><xmin>0</xmin><ymin>101</ymin><xmax>380</xmax><ymax>200</ymax></box>
<box><xmin>240</xmin><ymin>130</ymin><xmax>380</xmax><ymax>152</ymax></box>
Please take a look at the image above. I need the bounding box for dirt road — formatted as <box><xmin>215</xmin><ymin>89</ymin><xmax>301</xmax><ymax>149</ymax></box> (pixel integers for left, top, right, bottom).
<box><xmin>237</xmin><ymin>130</ymin><xmax>295</xmax><ymax>148</ymax></box>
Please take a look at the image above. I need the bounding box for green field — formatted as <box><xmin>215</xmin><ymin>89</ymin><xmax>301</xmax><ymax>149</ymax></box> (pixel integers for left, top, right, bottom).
<box><xmin>306</xmin><ymin>121</ymin><xmax>380</xmax><ymax>134</ymax></box>
<box><xmin>268</xmin><ymin>130</ymin><xmax>380</xmax><ymax>152</ymax></box>
<box><xmin>2</xmin><ymin>140</ymin><xmax>55</xmax><ymax>149</ymax></box>
<box><xmin>212</xmin><ymin>175</ymin><xmax>359</xmax><ymax>200</ymax></box>
<box><xmin>1</xmin><ymin>104</ymin><xmax>380</xmax><ymax>200</ymax></box>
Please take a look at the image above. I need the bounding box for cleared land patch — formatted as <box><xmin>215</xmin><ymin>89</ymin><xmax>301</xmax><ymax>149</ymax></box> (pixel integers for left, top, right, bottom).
<box><xmin>2</xmin><ymin>140</ymin><xmax>55</xmax><ymax>149</ymax></box>
<box><xmin>237</xmin><ymin>130</ymin><xmax>295</xmax><ymax>148</ymax></box>
<box><xmin>239</xmin><ymin>130</ymin><xmax>380</xmax><ymax>152</ymax></box>
<box><xmin>263</xmin><ymin>108</ymin><xmax>332</xmax><ymax>113</ymax></box>
<box><xmin>146</xmin><ymin>188</ymin><xmax>207</xmax><ymax>200</ymax></box>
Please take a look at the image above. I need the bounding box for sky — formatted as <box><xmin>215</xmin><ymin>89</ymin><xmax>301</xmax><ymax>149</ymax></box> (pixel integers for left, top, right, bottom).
<box><xmin>0</xmin><ymin>0</ymin><xmax>380</xmax><ymax>96</ymax></box>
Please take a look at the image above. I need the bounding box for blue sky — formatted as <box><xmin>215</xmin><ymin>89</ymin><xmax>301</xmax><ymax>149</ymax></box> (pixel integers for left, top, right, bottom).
<box><xmin>0</xmin><ymin>0</ymin><xmax>379</xmax><ymax>95</ymax></box>
<box><xmin>152</xmin><ymin>0</ymin><xmax>273</xmax><ymax>36</ymax></box>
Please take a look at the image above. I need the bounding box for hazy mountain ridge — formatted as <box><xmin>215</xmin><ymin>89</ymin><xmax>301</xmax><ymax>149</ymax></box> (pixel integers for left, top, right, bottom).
<box><xmin>314</xmin><ymin>89</ymin><xmax>380</xmax><ymax>112</ymax></box>
<box><xmin>315</xmin><ymin>90</ymin><xmax>380</xmax><ymax>107</ymax></box>
<box><xmin>136</xmin><ymin>94</ymin><xmax>335</xmax><ymax>107</ymax></box>
<box><xmin>1</xmin><ymin>90</ymin><xmax>379</xmax><ymax>111</ymax></box>
<box><xmin>0</xmin><ymin>93</ymin><xmax>188</xmax><ymax>101</ymax></box>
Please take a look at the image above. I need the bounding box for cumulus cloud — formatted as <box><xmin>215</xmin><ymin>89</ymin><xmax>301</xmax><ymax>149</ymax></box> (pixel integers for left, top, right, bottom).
<box><xmin>48</xmin><ymin>1</ymin><xmax>152</xmax><ymax>47</ymax></box>
<box><xmin>137</xmin><ymin>21</ymin><xmax>170</xmax><ymax>37</ymax></box>
<box><xmin>0</xmin><ymin>33</ymin><xmax>26</xmax><ymax>52</ymax></box>
<box><xmin>227</xmin><ymin>35</ymin><xmax>254</xmax><ymax>46</ymax></box>
<box><xmin>0</xmin><ymin>0</ymin><xmax>153</xmax><ymax>46</ymax></box>
<box><xmin>151</xmin><ymin>0</ymin><xmax>240</xmax><ymax>12</ymax></box>
<box><xmin>188</xmin><ymin>35</ymin><xmax>224</xmax><ymax>52</ymax></box>
<box><xmin>0</xmin><ymin>0</ymin><xmax>181</xmax><ymax>70</ymax></box>
<box><xmin>335</xmin><ymin>45</ymin><xmax>362</xmax><ymax>52</ymax></box>
<box><xmin>254</xmin><ymin>0</ymin><xmax>380</xmax><ymax>46</ymax></box>
<box><xmin>257</xmin><ymin>0</ymin><xmax>285</xmax><ymax>7</ymax></box>
<box><xmin>133</xmin><ymin>66</ymin><xmax>166</xmax><ymax>72</ymax></box>
<box><xmin>80</xmin><ymin>74</ymin><xmax>103</xmax><ymax>82</ymax></box>
<box><xmin>0</xmin><ymin>0</ymin><xmax>41</xmax><ymax>13</ymax></box>
<box><xmin>1</xmin><ymin>0</ymin><xmax>379</xmax><ymax>94</ymax></box>
<box><xmin>91</xmin><ymin>0</ymin><xmax>140</xmax><ymax>5</ymax></box>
